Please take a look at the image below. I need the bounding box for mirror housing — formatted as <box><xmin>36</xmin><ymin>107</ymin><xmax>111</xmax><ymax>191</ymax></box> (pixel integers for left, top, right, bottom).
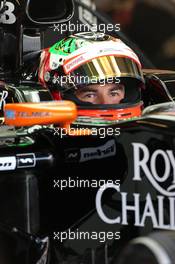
<box><xmin>25</xmin><ymin>0</ymin><xmax>74</xmax><ymax>26</ymax></box>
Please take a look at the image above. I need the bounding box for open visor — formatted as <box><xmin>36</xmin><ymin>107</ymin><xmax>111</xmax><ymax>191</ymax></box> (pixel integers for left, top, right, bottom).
<box><xmin>61</xmin><ymin>56</ymin><xmax>144</xmax><ymax>89</ymax></box>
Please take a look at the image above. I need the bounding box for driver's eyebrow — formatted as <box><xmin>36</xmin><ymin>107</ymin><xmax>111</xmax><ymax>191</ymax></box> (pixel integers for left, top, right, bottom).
<box><xmin>110</xmin><ymin>84</ymin><xmax>124</xmax><ymax>89</ymax></box>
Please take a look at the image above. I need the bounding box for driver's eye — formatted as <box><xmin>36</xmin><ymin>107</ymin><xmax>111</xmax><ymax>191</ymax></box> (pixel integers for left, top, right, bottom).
<box><xmin>110</xmin><ymin>89</ymin><xmax>122</xmax><ymax>96</ymax></box>
<box><xmin>111</xmin><ymin>90</ymin><xmax>120</xmax><ymax>96</ymax></box>
<box><xmin>84</xmin><ymin>93</ymin><xmax>96</xmax><ymax>98</ymax></box>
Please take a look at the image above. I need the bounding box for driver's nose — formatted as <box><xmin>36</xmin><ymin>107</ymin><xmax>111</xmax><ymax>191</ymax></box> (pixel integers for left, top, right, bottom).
<box><xmin>99</xmin><ymin>96</ymin><xmax>111</xmax><ymax>104</ymax></box>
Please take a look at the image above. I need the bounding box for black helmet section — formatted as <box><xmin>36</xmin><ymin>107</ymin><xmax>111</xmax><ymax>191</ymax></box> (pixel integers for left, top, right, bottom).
<box><xmin>120</xmin><ymin>78</ymin><xmax>143</xmax><ymax>104</ymax></box>
<box><xmin>116</xmin><ymin>231</ymin><xmax>175</xmax><ymax>264</ymax></box>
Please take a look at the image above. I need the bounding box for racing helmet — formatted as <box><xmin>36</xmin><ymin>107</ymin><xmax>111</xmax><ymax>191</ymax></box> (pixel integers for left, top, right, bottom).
<box><xmin>38</xmin><ymin>32</ymin><xmax>145</xmax><ymax>125</ymax></box>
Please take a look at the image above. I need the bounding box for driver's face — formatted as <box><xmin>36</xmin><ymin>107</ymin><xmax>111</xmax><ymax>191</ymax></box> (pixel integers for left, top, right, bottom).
<box><xmin>75</xmin><ymin>83</ymin><xmax>125</xmax><ymax>104</ymax></box>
